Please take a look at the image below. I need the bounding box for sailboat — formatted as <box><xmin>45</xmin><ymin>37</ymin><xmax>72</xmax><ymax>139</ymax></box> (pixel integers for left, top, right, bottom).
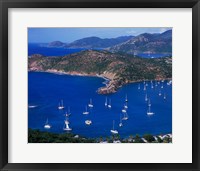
<box><xmin>122</xmin><ymin>111</ymin><xmax>128</xmax><ymax>120</ymax></box>
<box><xmin>124</xmin><ymin>103</ymin><xmax>128</xmax><ymax>109</ymax></box>
<box><xmin>138</xmin><ymin>84</ymin><xmax>140</xmax><ymax>90</ymax></box>
<box><xmin>122</xmin><ymin>108</ymin><xmax>126</xmax><ymax>113</ymax></box>
<box><xmin>58</xmin><ymin>100</ymin><xmax>64</xmax><ymax>110</ymax></box>
<box><xmin>151</xmin><ymin>82</ymin><xmax>154</xmax><ymax>89</ymax></box>
<box><xmin>88</xmin><ymin>98</ymin><xmax>93</xmax><ymax>108</ymax></box>
<box><xmin>28</xmin><ymin>105</ymin><xmax>37</xmax><ymax>108</ymax></box>
<box><xmin>108</xmin><ymin>99</ymin><xmax>112</xmax><ymax>109</ymax></box>
<box><xmin>44</xmin><ymin>118</ymin><xmax>51</xmax><ymax>129</ymax></box>
<box><xmin>63</xmin><ymin>118</ymin><xmax>72</xmax><ymax>131</ymax></box>
<box><xmin>145</xmin><ymin>94</ymin><xmax>148</xmax><ymax>101</ymax></box>
<box><xmin>161</xmin><ymin>83</ymin><xmax>164</xmax><ymax>89</ymax></box>
<box><xmin>147</xmin><ymin>105</ymin><xmax>154</xmax><ymax>115</ymax></box>
<box><xmin>164</xmin><ymin>93</ymin><xmax>166</xmax><ymax>100</ymax></box>
<box><xmin>143</xmin><ymin>85</ymin><xmax>146</xmax><ymax>91</ymax></box>
<box><xmin>105</xmin><ymin>97</ymin><xmax>108</xmax><ymax>107</ymax></box>
<box><xmin>159</xmin><ymin>90</ymin><xmax>162</xmax><ymax>96</ymax></box>
<box><xmin>125</xmin><ymin>94</ymin><xmax>128</xmax><ymax>102</ymax></box>
<box><xmin>148</xmin><ymin>99</ymin><xmax>151</xmax><ymax>107</ymax></box>
<box><xmin>83</xmin><ymin>106</ymin><xmax>89</xmax><ymax>115</ymax></box>
<box><xmin>85</xmin><ymin>120</ymin><xmax>92</xmax><ymax>125</ymax></box>
<box><xmin>110</xmin><ymin>120</ymin><xmax>118</xmax><ymax>134</ymax></box>
<box><xmin>119</xmin><ymin>114</ymin><xmax>123</xmax><ymax>127</ymax></box>
<box><xmin>65</xmin><ymin>107</ymin><xmax>71</xmax><ymax>117</ymax></box>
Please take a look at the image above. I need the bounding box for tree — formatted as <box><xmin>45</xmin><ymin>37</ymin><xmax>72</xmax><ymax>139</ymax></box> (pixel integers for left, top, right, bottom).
<box><xmin>143</xmin><ymin>134</ymin><xmax>155</xmax><ymax>142</ymax></box>
<box><xmin>134</xmin><ymin>134</ymin><xmax>143</xmax><ymax>143</ymax></box>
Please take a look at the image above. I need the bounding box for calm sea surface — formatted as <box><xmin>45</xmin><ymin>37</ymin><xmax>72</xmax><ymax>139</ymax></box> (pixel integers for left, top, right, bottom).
<box><xmin>28</xmin><ymin>43</ymin><xmax>171</xmax><ymax>58</ymax></box>
<box><xmin>28</xmin><ymin>72</ymin><xmax>172</xmax><ymax>138</ymax></box>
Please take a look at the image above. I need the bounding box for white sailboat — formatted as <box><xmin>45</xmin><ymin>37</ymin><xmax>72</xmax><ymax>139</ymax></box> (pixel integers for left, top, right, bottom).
<box><xmin>63</xmin><ymin>118</ymin><xmax>72</xmax><ymax>131</ymax></box>
<box><xmin>143</xmin><ymin>85</ymin><xmax>146</xmax><ymax>91</ymax></box>
<box><xmin>122</xmin><ymin>111</ymin><xmax>128</xmax><ymax>120</ymax></box>
<box><xmin>58</xmin><ymin>100</ymin><xmax>65</xmax><ymax>110</ymax></box>
<box><xmin>148</xmin><ymin>99</ymin><xmax>151</xmax><ymax>107</ymax></box>
<box><xmin>88</xmin><ymin>98</ymin><xmax>93</xmax><ymax>108</ymax></box>
<box><xmin>122</xmin><ymin>108</ymin><xmax>126</xmax><ymax>113</ymax></box>
<box><xmin>147</xmin><ymin>105</ymin><xmax>154</xmax><ymax>115</ymax></box>
<box><xmin>167</xmin><ymin>80</ymin><xmax>172</xmax><ymax>85</ymax></box>
<box><xmin>83</xmin><ymin>106</ymin><xmax>89</xmax><ymax>115</ymax></box>
<box><xmin>65</xmin><ymin>107</ymin><xmax>71</xmax><ymax>117</ymax></box>
<box><xmin>125</xmin><ymin>94</ymin><xmax>128</xmax><ymax>102</ymax></box>
<box><xmin>105</xmin><ymin>97</ymin><xmax>108</xmax><ymax>107</ymax></box>
<box><xmin>151</xmin><ymin>82</ymin><xmax>154</xmax><ymax>89</ymax></box>
<box><xmin>161</xmin><ymin>83</ymin><xmax>164</xmax><ymax>89</ymax></box>
<box><xmin>110</xmin><ymin>120</ymin><xmax>118</xmax><ymax>134</ymax></box>
<box><xmin>108</xmin><ymin>99</ymin><xmax>112</xmax><ymax>109</ymax></box>
<box><xmin>138</xmin><ymin>84</ymin><xmax>140</xmax><ymax>90</ymax></box>
<box><xmin>119</xmin><ymin>114</ymin><xmax>123</xmax><ymax>127</ymax></box>
<box><xmin>164</xmin><ymin>93</ymin><xmax>166</xmax><ymax>100</ymax></box>
<box><xmin>159</xmin><ymin>90</ymin><xmax>162</xmax><ymax>96</ymax></box>
<box><xmin>145</xmin><ymin>94</ymin><xmax>148</xmax><ymax>101</ymax></box>
<box><xmin>124</xmin><ymin>103</ymin><xmax>128</xmax><ymax>109</ymax></box>
<box><xmin>44</xmin><ymin>118</ymin><xmax>51</xmax><ymax>129</ymax></box>
<box><xmin>85</xmin><ymin>120</ymin><xmax>92</xmax><ymax>125</ymax></box>
<box><xmin>28</xmin><ymin>105</ymin><xmax>37</xmax><ymax>108</ymax></box>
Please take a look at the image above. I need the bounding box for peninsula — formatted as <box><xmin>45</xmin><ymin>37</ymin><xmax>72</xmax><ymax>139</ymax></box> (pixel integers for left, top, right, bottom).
<box><xmin>28</xmin><ymin>50</ymin><xmax>172</xmax><ymax>94</ymax></box>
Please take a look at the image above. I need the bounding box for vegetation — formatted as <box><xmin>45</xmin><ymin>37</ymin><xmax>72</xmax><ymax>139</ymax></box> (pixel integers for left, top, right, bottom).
<box><xmin>28</xmin><ymin>129</ymin><xmax>172</xmax><ymax>143</ymax></box>
<box><xmin>28</xmin><ymin>129</ymin><xmax>96</xmax><ymax>143</ymax></box>
<box><xmin>109</xmin><ymin>30</ymin><xmax>172</xmax><ymax>54</ymax></box>
<box><xmin>28</xmin><ymin>50</ymin><xmax>172</xmax><ymax>94</ymax></box>
<box><xmin>143</xmin><ymin>134</ymin><xmax>155</xmax><ymax>142</ymax></box>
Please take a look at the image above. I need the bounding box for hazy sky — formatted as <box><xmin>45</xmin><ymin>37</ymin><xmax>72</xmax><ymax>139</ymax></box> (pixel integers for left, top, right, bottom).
<box><xmin>28</xmin><ymin>27</ymin><xmax>171</xmax><ymax>43</ymax></box>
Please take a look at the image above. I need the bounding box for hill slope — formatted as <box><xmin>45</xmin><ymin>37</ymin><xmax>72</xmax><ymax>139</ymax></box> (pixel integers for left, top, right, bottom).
<box><xmin>108</xmin><ymin>30</ymin><xmax>172</xmax><ymax>54</ymax></box>
<box><xmin>65</xmin><ymin>36</ymin><xmax>134</xmax><ymax>49</ymax></box>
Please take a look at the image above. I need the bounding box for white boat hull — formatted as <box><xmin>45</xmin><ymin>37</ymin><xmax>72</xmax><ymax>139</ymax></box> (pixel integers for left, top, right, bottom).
<box><xmin>147</xmin><ymin>112</ymin><xmax>154</xmax><ymax>115</ymax></box>
<box><xmin>44</xmin><ymin>124</ymin><xmax>51</xmax><ymax>129</ymax></box>
<box><xmin>110</xmin><ymin>130</ymin><xmax>118</xmax><ymax>134</ymax></box>
<box><xmin>85</xmin><ymin>120</ymin><xmax>92</xmax><ymax>125</ymax></box>
<box><xmin>83</xmin><ymin>112</ymin><xmax>89</xmax><ymax>115</ymax></box>
<box><xmin>122</xmin><ymin>117</ymin><xmax>128</xmax><ymax>120</ymax></box>
<box><xmin>63</xmin><ymin>128</ymin><xmax>72</xmax><ymax>131</ymax></box>
<box><xmin>88</xmin><ymin>104</ymin><xmax>93</xmax><ymax>108</ymax></box>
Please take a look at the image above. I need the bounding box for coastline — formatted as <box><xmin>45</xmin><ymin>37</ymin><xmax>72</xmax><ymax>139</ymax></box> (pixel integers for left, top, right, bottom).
<box><xmin>28</xmin><ymin>69</ymin><xmax>172</xmax><ymax>94</ymax></box>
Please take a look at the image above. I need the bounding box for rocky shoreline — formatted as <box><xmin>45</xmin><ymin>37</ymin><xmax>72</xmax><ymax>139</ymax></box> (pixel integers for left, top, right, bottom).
<box><xmin>29</xmin><ymin>69</ymin><xmax>171</xmax><ymax>95</ymax></box>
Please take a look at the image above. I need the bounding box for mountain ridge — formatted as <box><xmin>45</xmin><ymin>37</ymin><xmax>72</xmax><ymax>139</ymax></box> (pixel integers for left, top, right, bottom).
<box><xmin>108</xmin><ymin>30</ymin><xmax>172</xmax><ymax>54</ymax></box>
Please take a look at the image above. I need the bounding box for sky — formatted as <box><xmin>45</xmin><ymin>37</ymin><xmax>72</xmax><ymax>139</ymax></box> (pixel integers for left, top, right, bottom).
<box><xmin>28</xmin><ymin>27</ymin><xmax>171</xmax><ymax>43</ymax></box>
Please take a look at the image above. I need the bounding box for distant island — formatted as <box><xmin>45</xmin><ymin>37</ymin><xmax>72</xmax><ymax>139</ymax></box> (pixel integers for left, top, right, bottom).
<box><xmin>28</xmin><ymin>50</ymin><xmax>172</xmax><ymax>94</ymax></box>
<box><xmin>41</xmin><ymin>30</ymin><xmax>172</xmax><ymax>55</ymax></box>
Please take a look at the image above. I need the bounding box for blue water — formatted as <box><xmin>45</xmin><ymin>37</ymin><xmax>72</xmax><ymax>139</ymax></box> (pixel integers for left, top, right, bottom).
<box><xmin>28</xmin><ymin>72</ymin><xmax>172</xmax><ymax>138</ymax></box>
<box><xmin>28</xmin><ymin>43</ymin><xmax>171</xmax><ymax>58</ymax></box>
<box><xmin>137</xmin><ymin>53</ymin><xmax>171</xmax><ymax>58</ymax></box>
<box><xmin>28</xmin><ymin>43</ymin><xmax>86</xmax><ymax>57</ymax></box>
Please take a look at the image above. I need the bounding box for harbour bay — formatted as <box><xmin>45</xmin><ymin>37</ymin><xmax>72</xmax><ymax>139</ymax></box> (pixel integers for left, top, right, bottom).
<box><xmin>28</xmin><ymin>71</ymin><xmax>172</xmax><ymax>139</ymax></box>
